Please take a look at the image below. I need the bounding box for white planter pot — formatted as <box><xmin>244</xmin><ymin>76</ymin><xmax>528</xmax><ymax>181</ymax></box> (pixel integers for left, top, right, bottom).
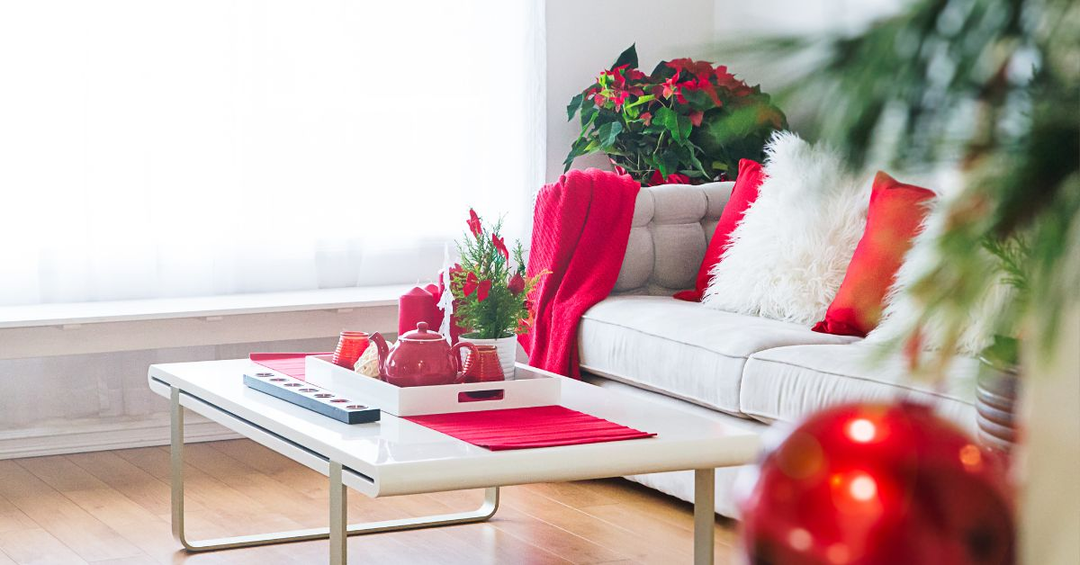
<box><xmin>458</xmin><ymin>334</ymin><xmax>517</xmax><ymax>379</ymax></box>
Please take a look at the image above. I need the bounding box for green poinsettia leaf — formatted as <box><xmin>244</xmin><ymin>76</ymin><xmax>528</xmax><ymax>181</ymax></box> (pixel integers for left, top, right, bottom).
<box><xmin>681</xmin><ymin>89</ymin><xmax>716</xmax><ymax>111</ymax></box>
<box><xmin>691</xmin><ymin>103</ymin><xmax>783</xmax><ymax>175</ymax></box>
<box><xmin>624</xmin><ymin>94</ymin><xmax>656</xmax><ymax>110</ymax></box>
<box><xmin>596</xmin><ymin>121</ymin><xmax>623</xmax><ymax>150</ymax></box>
<box><xmin>563</xmin><ymin>137</ymin><xmax>589</xmax><ymax>171</ymax></box>
<box><xmin>657</xmin><ymin>150</ymin><xmax>680</xmax><ymax>177</ymax></box>
<box><xmin>580</xmin><ymin>104</ymin><xmax>598</xmax><ymax>129</ymax></box>
<box><xmin>611</xmin><ymin>44</ymin><xmax>638</xmax><ymax>70</ymax></box>
<box><xmin>567</xmin><ymin>93</ymin><xmax>583</xmax><ymax>121</ymax></box>
<box><xmin>685</xmin><ymin>144</ymin><xmax>708</xmax><ymax>175</ymax></box>
<box><xmin>655</xmin><ymin>107</ymin><xmax>692</xmax><ymax>145</ymax></box>
<box><xmin>643</xmin><ymin>124</ymin><xmax>666</xmax><ymax>136</ymax></box>
<box><xmin>676</xmin><ymin>114</ymin><xmax>692</xmax><ymax>144</ymax></box>
<box><xmin>654</xmin><ymin>106</ymin><xmax>676</xmax><ymax>134</ymax></box>
<box><xmin>650</xmin><ymin>59</ymin><xmax>674</xmax><ymax>78</ymax></box>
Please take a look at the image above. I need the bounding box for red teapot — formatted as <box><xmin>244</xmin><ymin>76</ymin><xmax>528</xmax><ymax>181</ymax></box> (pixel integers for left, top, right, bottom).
<box><xmin>369</xmin><ymin>322</ymin><xmax>478</xmax><ymax>387</ymax></box>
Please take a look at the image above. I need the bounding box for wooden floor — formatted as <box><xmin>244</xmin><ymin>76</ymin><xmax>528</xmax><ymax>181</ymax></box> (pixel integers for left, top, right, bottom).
<box><xmin>0</xmin><ymin>439</ymin><xmax>739</xmax><ymax>564</ymax></box>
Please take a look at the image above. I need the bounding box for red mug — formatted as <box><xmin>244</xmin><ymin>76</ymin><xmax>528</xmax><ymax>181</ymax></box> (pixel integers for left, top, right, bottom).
<box><xmin>332</xmin><ymin>331</ymin><xmax>370</xmax><ymax>369</ymax></box>
<box><xmin>462</xmin><ymin>345</ymin><xmax>505</xmax><ymax>383</ymax></box>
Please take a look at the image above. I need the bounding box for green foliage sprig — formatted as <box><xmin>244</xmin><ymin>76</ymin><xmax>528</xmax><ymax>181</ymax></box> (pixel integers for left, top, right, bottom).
<box><xmin>449</xmin><ymin>210</ymin><xmax>546</xmax><ymax>339</ymax></box>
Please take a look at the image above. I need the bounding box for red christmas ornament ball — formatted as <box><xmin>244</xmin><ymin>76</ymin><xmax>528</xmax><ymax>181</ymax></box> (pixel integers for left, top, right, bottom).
<box><xmin>739</xmin><ymin>402</ymin><xmax>1014</xmax><ymax>565</ymax></box>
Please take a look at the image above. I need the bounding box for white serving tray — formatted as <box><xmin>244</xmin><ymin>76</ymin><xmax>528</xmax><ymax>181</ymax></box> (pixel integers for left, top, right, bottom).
<box><xmin>303</xmin><ymin>355</ymin><xmax>561</xmax><ymax>416</ymax></box>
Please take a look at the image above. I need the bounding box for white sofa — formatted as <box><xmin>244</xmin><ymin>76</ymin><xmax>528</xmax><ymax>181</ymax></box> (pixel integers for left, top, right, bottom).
<box><xmin>577</xmin><ymin>181</ymin><xmax>980</xmax><ymax>517</ymax></box>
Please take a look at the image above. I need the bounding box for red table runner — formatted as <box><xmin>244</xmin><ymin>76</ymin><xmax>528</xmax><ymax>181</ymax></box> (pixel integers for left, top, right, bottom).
<box><xmin>250</xmin><ymin>352</ymin><xmax>330</xmax><ymax>379</ymax></box>
<box><xmin>405</xmin><ymin>406</ymin><xmax>655</xmax><ymax>451</ymax></box>
<box><xmin>249</xmin><ymin>353</ymin><xmax>655</xmax><ymax>450</ymax></box>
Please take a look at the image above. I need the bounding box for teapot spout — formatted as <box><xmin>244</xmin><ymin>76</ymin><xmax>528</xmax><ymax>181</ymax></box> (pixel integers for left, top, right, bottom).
<box><xmin>369</xmin><ymin>332</ymin><xmax>390</xmax><ymax>380</ymax></box>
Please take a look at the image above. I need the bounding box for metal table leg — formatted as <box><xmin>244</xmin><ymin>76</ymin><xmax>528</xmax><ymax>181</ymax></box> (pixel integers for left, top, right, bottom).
<box><xmin>329</xmin><ymin>461</ymin><xmax>347</xmax><ymax>565</ymax></box>
<box><xmin>694</xmin><ymin>468</ymin><xmax>716</xmax><ymax>565</ymax></box>
<box><xmin>170</xmin><ymin>387</ymin><xmax>499</xmax><ymax>561</ymax></box>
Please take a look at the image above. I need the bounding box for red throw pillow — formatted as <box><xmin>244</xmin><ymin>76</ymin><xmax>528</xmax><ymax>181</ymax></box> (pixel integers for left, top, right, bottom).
<box><xmin>674</xmin><ymin>159</ymin><xmax>766</xmax><ymax>302</ymax></box>
<box><xmin>812</xmin><ymin>172</ymin><xmax>936</xmax><ymax>337</ymax></box>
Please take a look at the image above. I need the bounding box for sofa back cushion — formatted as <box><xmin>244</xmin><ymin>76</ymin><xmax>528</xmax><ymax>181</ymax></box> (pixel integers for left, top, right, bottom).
<box><xmin>675</xmin><ymin>159</ymin><xmax>766</xmax><ymax>302</ymax></box>
<box><xmin>613</xmin><ymin>181</ymin><xmax>733</xmax><ymax>295</ymax></box>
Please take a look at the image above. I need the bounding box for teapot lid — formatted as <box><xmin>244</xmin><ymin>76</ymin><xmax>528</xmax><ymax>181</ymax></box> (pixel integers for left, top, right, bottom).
<box><xmin>400</xmin><ymin>322</ymin><xmax>445</xmax><ymax>341</ymax></box>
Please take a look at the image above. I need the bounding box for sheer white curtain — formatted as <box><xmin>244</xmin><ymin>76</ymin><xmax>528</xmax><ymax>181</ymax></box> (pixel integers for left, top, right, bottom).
<box><xmin>0</xmin><ymin>1</ymin><xmax>544</xmax><ymax>306</ymax></box>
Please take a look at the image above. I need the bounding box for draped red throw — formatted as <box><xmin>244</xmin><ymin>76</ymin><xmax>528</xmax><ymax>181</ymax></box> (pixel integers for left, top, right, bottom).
<box><xmin>519</xmin><ymin>169</ymin><xmax>640</xmax><ymax>378</ymax></box>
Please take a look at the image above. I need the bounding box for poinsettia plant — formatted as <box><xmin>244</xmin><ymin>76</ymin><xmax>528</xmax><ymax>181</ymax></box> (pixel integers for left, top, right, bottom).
<box><xmin>449</xmin><ymin>209</ymin><xmax>546</xmax><ymax>339</ymax></box>
<box><xmin>565</xmin><ymin>44</ymin><xmax>787</xmax><ymax>185</ymax></box>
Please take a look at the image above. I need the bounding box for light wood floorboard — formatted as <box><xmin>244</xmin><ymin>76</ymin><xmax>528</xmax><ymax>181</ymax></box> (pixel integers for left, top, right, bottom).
<box><xmin>0</xmin><ymin>439</ymin><xmax>739</xmax><ymax>564</ymax></box>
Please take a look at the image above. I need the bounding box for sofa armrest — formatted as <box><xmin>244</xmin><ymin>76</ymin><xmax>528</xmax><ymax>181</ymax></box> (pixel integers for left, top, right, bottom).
<box><xmin>613</xmin><ymin>181</ymin><xmax>734</xmax><ymax>295</ymax></box>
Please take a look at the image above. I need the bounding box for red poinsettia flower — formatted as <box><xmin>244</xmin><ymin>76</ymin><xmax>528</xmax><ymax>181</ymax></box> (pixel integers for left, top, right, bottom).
<box><xmin>666</xmin><ymin>58</ymin><xmax>717</xmax><ymax>81</ymax></box>
<box><xmin>611</xmin><ymin>90</ymin><xmax>630</xmax><ymax>111</ymax></box>
<box><xmin>467</xmin><ymin>209</ymin><xmax>482</xmax><ymax>237</ymax></box>
<box><xmin>640</xmin><ymin>111</ymin><xmax>653</xmax><ymax>126</ymax></box>
<box><xmin>660</xmin><ymin>70</ymin><xmax>683</xmax><ymax>101</ymax></box>
<box><xmin>463</xmin><ymin>271</ymin><xmax>479</xmax><ymax>296</ymax></box>
<box><xmin>648</xmin><ymin>170</ymin><xmax>692</xmax><ymax>186</ymax></box>
<box><xmin>475</xmin><ymin>279</ymin><xmax>492</xmax><ymax>302</ymax></box>
<box><xmin>507</xmin><ymin>273</ymin><xmax>525</xmax><ymax>295</ymax></box>
<box><xmin>689</xmin><ymin>110</ymin><xmax>705</xmax><ymax>127</ymax></box>
<box><xmin>626</xmin><ymin>68</ymin><xmax>646</xmax><ymax>81</ymax></box>
<box><xmin>682</xmin><ymin>76</ymin><xmax>722</xmax><ymax>107</ymax></box>
<box><xmin>714</xmin><ymin>66</ymin><xmax>754</xmax><ymax>97</ymax></box>
<box><xmin>608</xmin><ymin>65</ymin><xmax>629</xmax><ymax>88</ymax></box>
<box><xmin>492</xmin><ymin>234</ymin><xmax>509</xmax><ymax>261</ymax></box>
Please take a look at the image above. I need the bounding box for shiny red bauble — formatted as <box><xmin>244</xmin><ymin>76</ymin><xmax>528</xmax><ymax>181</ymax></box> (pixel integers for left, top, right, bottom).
<box><xmin>739</xmin><ymin>402</ymin><xmax>1014</xmax><ymax>565</ymax></box>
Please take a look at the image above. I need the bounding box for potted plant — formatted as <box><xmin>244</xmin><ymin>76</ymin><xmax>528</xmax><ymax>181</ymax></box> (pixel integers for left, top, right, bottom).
<box><xmin>564</xmin><ymin>44</ymin><xmax>786</xmax><ymax>185</ymax></box>
<box><xmin>973</xmin><ymin>236</ymin><xmax>1029</xmax><ymax>455</ymax></box>
<box><xmin>449</xmin><ymin>209</ymin><xmax>545</xmax><ymax>378</ymax></box>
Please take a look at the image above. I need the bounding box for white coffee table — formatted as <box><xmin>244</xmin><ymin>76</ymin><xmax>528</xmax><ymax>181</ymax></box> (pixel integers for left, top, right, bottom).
<box><xmin>148</xmin><ymin>360</ymin><xmax>759</xmax><ymax>564</ymax></box>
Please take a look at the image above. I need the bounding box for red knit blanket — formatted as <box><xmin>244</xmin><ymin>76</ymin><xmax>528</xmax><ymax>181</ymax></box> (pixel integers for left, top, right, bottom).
<box><xmin>519</xmin><ymin>169</ymin><xmax>640</xmax><ymax>378</ymax></box>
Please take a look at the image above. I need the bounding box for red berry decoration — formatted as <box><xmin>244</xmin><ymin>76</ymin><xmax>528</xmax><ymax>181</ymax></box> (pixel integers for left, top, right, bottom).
<box><xmin>739</xmin><ymin>402</ymin><xmax>1014</xmax><ymax>565</ymax></box>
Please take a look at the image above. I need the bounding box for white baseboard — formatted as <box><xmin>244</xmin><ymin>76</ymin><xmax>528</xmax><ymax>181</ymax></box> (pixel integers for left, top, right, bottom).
<box><xmin>0</xmin><ymin>414</ymin><xmax>241</xmax><ymax>460</ymax></box>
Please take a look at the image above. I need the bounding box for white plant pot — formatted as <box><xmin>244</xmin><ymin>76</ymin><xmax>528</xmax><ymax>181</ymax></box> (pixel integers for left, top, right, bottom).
<box><xmin>458</xmin><ymin>334</ymin><xmax>517</xmax><ymax>379</ymax></box>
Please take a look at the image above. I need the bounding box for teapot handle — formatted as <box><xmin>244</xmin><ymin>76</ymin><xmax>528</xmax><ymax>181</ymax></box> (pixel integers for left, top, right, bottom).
<box><xmin>450</xmin><ymin>342</ymin><xmax>479</xmax><ymax>384</ymax></box>
<box><xmin>369</xmin><ymin>332</ymin><xmax>390</xmax><ymax>380</ymax></box>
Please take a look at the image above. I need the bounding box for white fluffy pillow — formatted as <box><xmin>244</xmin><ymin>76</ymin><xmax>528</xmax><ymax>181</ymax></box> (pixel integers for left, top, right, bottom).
<box><xmin>701</xmin><ymin>132</ymin><xmax>869</xmax><ymax>325</ymax></box>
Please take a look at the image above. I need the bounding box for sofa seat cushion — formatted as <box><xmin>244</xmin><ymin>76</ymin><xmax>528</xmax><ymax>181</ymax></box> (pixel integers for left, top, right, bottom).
<box><xmin>741</xmin><ymin>343</ymin><xmax>978</xmax><ymax>432</ymax></box>
<box><xmin>577</xmin><ymin>296</ymin><xmax>859</xmax><ymax>414</ymax></box>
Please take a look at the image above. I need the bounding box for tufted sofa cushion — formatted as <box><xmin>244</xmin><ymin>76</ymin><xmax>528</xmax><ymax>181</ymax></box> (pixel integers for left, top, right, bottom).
<box><xmin>740</xmin><ymin>343</ymin><xmax>978</xmax><ymax>432</ymax></box>
<box><xmin>578</xmin><ymin>295</ymin><xmax>860</xmax><ymax>414</ymax></box>
<box><xmin>613</xmin><ymin>182</ymin><xmax>733</xmax><ymax>296</ymax></box>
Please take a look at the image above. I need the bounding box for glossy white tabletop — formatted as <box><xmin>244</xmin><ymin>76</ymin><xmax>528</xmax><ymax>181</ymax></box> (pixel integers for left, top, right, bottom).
<box><xmin>149</xmin><ymin>360</ymin><xmax>759</xmax><ymax>496</ymax></box>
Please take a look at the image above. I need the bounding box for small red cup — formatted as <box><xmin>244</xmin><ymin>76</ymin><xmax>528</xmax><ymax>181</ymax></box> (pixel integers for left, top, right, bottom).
<box><xmin>332</xmin><ymin>331</ymin><xmax>370</xmax><ymax>368</ymax></box>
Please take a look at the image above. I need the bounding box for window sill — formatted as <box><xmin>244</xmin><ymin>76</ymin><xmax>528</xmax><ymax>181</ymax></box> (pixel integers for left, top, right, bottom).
<box><xmin>0</xmin><ymin>284</ymin><xmax>414</xmax><ymax>329</ymax></box>
<box><xmin>0</xmin><ymin>285</ymin><xmax>413</xmax><ymax>360</ymax></box>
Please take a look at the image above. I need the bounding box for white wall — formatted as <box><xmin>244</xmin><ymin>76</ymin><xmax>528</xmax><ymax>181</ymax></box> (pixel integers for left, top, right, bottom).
<box><xmin>545</xmin><ymin>0</ymin><xmax>716</xmax><ymax>184</ymax></box>
<box><xmin>713</xmin><ymin>0</ymin><xmax>903</xmax><ymax>37</ymax></box>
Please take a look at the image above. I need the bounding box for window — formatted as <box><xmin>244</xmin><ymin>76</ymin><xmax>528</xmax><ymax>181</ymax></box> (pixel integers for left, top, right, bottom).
<box><xmin>0</xmin><ymin>1</ymin><xmax>544</xmax><ymax>306</ymax></box>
